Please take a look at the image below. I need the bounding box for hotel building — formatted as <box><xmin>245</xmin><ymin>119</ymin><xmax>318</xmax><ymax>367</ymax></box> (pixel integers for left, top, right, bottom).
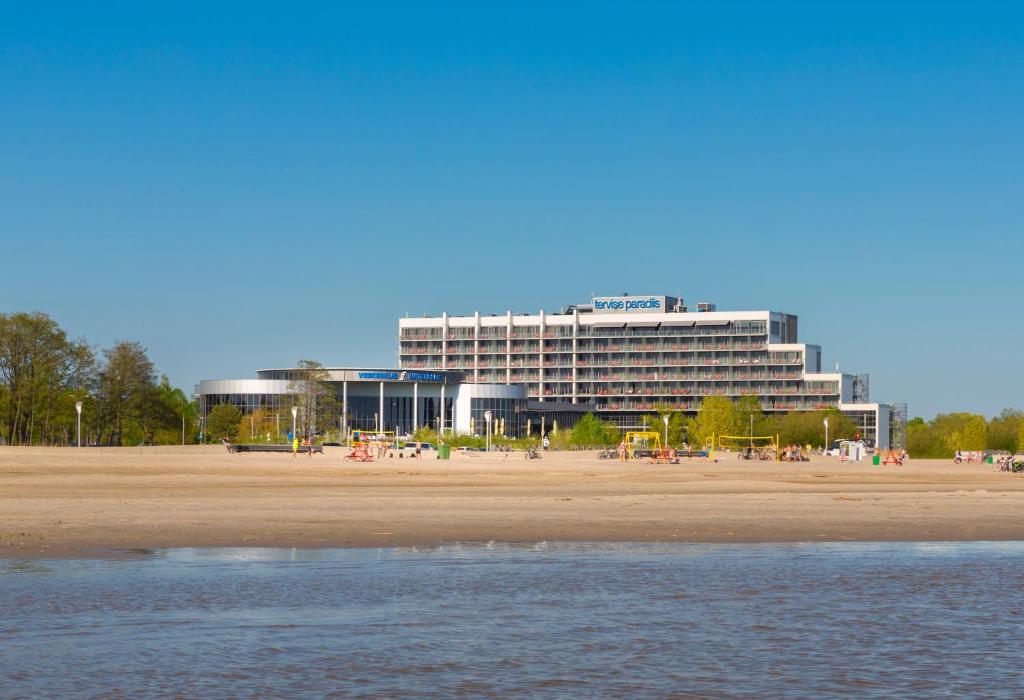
<box><xmin>398</xmin><ymin>294</ymin><xmax>906</xmax><ymax>448</ymax></box>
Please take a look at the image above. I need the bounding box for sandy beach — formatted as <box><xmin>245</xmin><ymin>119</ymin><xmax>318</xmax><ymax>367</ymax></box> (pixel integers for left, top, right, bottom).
<box><xmin>2</xmin><ymin>446</ymin><xmax>1023</xmax><ymax>557</ymax></box>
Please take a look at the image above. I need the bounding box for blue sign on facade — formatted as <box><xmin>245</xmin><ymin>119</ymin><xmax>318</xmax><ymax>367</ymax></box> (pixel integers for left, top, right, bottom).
<box><xmin>407</xmin><ymin>372</ymin><xmax>443</xmax><ymax>382</ymax></box>
<box><xmin>357</xmin><ymin>371</ymin><xmax>444</xmax><ymax>382</ymax></box>
<box><xmin>358</xmin><ymin>371</ymin><xmax>400</xmax><ymax>380</ymax></box>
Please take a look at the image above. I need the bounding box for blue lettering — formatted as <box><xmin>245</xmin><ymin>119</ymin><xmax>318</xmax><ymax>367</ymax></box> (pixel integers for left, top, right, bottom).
<box><xmin>358</xmin><ymin>371</ymin><xmax>399</xmax><ymax>380</ymax></box>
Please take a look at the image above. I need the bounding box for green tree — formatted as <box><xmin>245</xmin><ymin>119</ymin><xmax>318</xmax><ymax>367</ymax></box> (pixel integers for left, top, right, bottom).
<box><xmin>0</xmin><ymin>312</ymin><xmax>96</xmax><ymax>445</ymax></box>
<box><xmin>236</xmin><ymin>408</ymin><xmax>278</xmax><ymax>444</ymax></box>
<box><xmin>688</xmin><ymin>396</ymin><xmax>737</xmax><ymax>448</ymax></box>
<box><xmin>774</xmin><ymin>409</ymin><xmax>857</xmax><ymax>448</ymax></box>
<box><xmin>651</xmin><ymin>404</ymin><xmax>688</xmax><ymax>447</ymax></box>
<box><xmin>907</xmin><ymin>417</ymin><xmax>942</xmax><ymax>457</ymax></box>
<box><xmin>949</xmin><ymin>414</ymin><xmax>988</xmax><ymax>452</ymax></box>
<box><xmin>734</xmin><ymin>395</ymin><xmax>777</xmax><ymax>444</ymax></box>
<box><xmin>96</xmin><ymin>341</ymin><xmax>158</xmax><ymax>445</ymax></box>
<box><xmin>207</xmin><ymin>404</ymin><xmax>242</xmax><ymax>442</ymax></box>
<box><xmin>928</xmin><ymin>412</ymin><xmax>988</xmax><ymax>455</ymax></box>
<box><xmin>151</xmin><ymin>376</ymin><xmax>198</xmax><ymax>445</ymax></box>
<box><xmin>988</xmin><ymin>409</ymin><xmax>1023</xmax><ymax>453</ymax></box>
<box><xmin>569</xmin><ymin>413</ymin><xmax>619</xmax><ymax>447</ymax></box>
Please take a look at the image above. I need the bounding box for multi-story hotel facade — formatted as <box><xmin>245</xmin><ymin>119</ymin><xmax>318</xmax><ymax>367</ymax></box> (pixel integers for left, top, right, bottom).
<box><xmin>398</xmin><ymin>294</ymin><xmax>906</xmax><ymax>448</ymax></box>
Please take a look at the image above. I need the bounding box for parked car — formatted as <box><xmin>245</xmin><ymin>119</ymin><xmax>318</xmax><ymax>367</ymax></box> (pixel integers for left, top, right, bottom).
<box><xmin>397</xmin><ymin>442</ymin><xmax>434</xmax><ymax>457</ymax></box>
<box><xmin>825</xmin><ymin>439</ymin><xmax>845</xmax><ymax>457</ymax></box>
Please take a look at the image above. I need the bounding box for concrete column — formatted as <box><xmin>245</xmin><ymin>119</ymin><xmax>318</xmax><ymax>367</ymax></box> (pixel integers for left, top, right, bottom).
<box><xmin>342</xmin><ymin>380</ymin><xmax>348</xmax><ymax>442</ymax></box>
<box><xmin>440</xmin><ymin>383</ymin><xmax>446</xmax><ymax>435</ymax></box>
<box><xmin>442</xmin><ymin>311</ymin><xmax>449</xmax><ymax>369</ymax></box>
<box><xmin>572</xmin><ymin>309</ymin><xmax>579</xmax><ymax>404</ymax></box>
<box><xmin>474</xmin><ymin>310</ymin><xmax>481</xmax><ymax>383</ymax></box>
<box><xmin>506</xmin><ymin>309</ymin><xmax>512</xmax><ymax>384</ymax></box>
<box><xmin>413</xmin><ymin>382</ymin><xmax>418</xmax><ymax>433</ymax></box>
<box><xmin>379</xmin><ymin>381</ymin><xmax>384</xmax><ymax>433</ymax></box>
<box><xmin>538</xmin><ymin>309</ymin><xmax>545</xmax><ymax>402</ymax></box>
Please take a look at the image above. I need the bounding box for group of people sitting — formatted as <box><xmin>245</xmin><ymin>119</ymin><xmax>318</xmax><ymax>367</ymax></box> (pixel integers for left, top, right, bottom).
<box><xmin>739</xmin><ymin>447</ymin><xmax>775</xmax><ymax>460</ymax></box>
<box><xmin>779</xmin><ymin>444</ymin><xmax>810</xmax><ymax>462</ymax></box>
<box><xmin>953</xmin><ymin>450</ymin><xmax>985</xmax><ymax>464</ymax></box>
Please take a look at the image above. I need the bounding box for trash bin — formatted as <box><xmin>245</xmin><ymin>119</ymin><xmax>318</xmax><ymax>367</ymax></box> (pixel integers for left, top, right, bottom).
<box><xmin>987</xmin><ymin>455</ymin><xmax>994</xmax><ymax>464</ymax></box>
<box><xmin>872</xmin><ymin>454</ymin><xmax>881</xmax><ymax>466</ymax></box>
<box><xmin>437</xmin><ymin>444</ymin><xmax>451</xmax><ymax>460</ymax></box>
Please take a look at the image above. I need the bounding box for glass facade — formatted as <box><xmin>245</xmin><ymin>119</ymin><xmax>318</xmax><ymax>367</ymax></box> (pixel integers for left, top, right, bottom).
<box><xmin>468</xmin><ymin>398</ymin><xmax>526</xmax><ymax>437</ymax></box>
<box><xmin>201</xmin><ymin>387</ymin><xmax>453</xmax><ymax>436</ymax></box>
<box><xmin>201</xmin><ymin>393</ymin><xmax>290</xmax><ymax>417</ymax></box>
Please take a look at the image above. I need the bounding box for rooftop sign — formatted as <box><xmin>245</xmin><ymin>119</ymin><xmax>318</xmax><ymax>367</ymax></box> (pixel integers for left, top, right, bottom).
<box><xmin>592</xmin><ymin>295</ymin><xmax>667</xmax><ymax>313</ymax></box>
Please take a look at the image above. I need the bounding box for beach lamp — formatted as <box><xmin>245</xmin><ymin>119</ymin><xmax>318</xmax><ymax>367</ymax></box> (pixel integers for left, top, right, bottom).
<box><xmin>291</xmin><ymin>406</ymin><xmax>298</xmax><ymax>438</ymax></box>
<box><xmin>484</xmin><ymin>410</ymin><xmax>492</xmax><ymax>452</ymax></box>
<box><xmin>663</xmin><ymin>414</ymin><xmax>669</xmax><ymax>448</ymax></box>
<box><xmin>75</xmin><ymin>401</ymin><xmax>83</xmax><ymax>448</ymax></box>
<box><xmin>823</xmin><ymin>418</ymin><xmax>829</xmax><ymax>450</ymax></box>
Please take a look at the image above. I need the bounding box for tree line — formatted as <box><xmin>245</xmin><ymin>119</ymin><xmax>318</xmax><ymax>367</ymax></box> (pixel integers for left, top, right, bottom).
<box><xmin>0</xmin><ymin>312</ymin><xmax>196</xmax><ymax>446</ymax></box>
<box><xmin>559</xmin><ymin>397</ymin><xmax>861</xmax><ymax>450</ymax></box>
<box><xmin>564</xmin><ymin>400</ymin><xmax>1024</xmax><ymax>457</ymax></box>
<box><xmin>907</xmin><ymin>410</ymin><xmax>1024</xmax><ymax>458</ymax></box>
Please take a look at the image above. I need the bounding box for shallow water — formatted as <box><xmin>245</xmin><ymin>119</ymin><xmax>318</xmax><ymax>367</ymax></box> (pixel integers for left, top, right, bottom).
<box><xmin>3</xmin><ymin>542</ymin><xmax>1024</xmax><ymax>698</ymax></box>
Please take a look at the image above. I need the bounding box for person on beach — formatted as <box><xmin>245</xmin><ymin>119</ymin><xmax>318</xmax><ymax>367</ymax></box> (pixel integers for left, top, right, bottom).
<box><xmin>619</xmin><ymin>439</ymin><xmax>627</xmax><ymax>462</ymax></box>
<box><xmin>292</xmin><ymin>434</ymin><xmax>299</xmax><ymax>458</ymax></box>
<box><xmin>543</xmin><ymin>435</ymin><xmax>550</xmax><ymax>451</ymax></box>
<box><xmin>415</xmin><ymin>441</ymin><xmax>422</xmax><ymax>459</ymax></box>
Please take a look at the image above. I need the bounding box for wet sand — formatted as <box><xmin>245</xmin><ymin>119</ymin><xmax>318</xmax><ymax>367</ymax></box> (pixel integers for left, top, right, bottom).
<box><xmin>2</xmin><ymin>446</ymin><xmax>1023</xmax><ymax>557</ymax></box>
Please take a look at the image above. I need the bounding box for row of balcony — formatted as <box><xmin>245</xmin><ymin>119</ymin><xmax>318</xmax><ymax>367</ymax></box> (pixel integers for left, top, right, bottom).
<box><xmin>591</xmin><ymin>401</ymin><xmax>837</xmax><ymax>412</ymax></box>
<box><xmin>400</xmin><ymin>325</ymin><xmax>769</xmax><ymax>341</ymax></box>
<box><xmin>402</xmin><ymin>357</ymin><xmax>804</xmax><ymax>369</ymax></box>
<box><xmin>402</xmin><ymin>340</ymin><xmax>770</xmax><ymax>352</ymax></box>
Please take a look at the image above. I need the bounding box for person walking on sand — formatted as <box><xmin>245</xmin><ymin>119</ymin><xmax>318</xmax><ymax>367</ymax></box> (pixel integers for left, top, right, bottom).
<box><xmin>292</xmin><ymin>433</ymin><xmax>299</xmax><ymax>458</ymax></box>
<box><xmin>619</xmin><ymin>439</ymin><xmax>628</xmax><ymax>462</ymax></box>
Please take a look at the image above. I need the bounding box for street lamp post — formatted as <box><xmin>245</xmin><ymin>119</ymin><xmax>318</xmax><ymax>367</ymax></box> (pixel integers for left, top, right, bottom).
<box><xmin>75</xmin><ymin>401</ymin><xmax>83</xmax><ymax>447</ymax></box>
<box><xmin>750</xmin><ymin>414</ymin><xmax>754</xmax><ymax>448</ymax></box>
<box><xmin>823</xmin><ymin>418</ymin><xmax>830</xmax><ymax>453</ymax></box>
<box><xmin>484</xmin><ymin>410</ymin><xmax>492</xmax><ymax>452</ymax></box>
<box><xmin>291</xmin><ymin>406</ymin><xmax>298</xmax><ymax>440</ymax></box>
<box><xmin>663</xmin><ymin>414</ymin><xmax>670</xmax><ymax>450</ymax></box>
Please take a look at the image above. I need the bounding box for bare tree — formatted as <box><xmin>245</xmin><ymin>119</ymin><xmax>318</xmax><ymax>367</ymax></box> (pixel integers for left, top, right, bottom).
<box><xmin>287</xmin><ymin>360</ymin><xmax>331</xmax><ymax>437</ymax></box>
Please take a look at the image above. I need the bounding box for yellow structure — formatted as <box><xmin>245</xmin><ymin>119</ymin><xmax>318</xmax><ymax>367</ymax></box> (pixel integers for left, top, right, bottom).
<box><xmin>715</xmin><ymin>433</ymin><xmax>780</xmax><ymax>461</ymax></box>
<box><xmin>624</xmin><ymin>431</ymin><xmax>662</xmax><ymax>460</ymax></box>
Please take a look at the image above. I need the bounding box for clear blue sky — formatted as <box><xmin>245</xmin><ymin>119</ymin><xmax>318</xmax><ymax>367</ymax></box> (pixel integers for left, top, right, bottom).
<box><xmin>2</xmin><ymin>2</ymin><xmax>1021</xmax><ymax>419</ymax></box>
